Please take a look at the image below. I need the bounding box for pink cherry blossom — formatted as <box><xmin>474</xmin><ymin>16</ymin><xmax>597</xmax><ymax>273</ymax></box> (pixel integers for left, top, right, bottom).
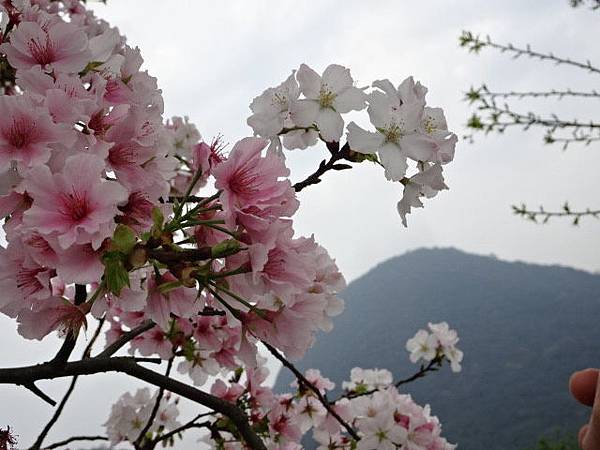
<box><xmin>0</xmin><ymin>19</ymin><xmax>91</xmax><ymax>73</ymax></box>
<box><xmin>213</xmin><ymin>137</ymin><xmax>298</xmax><ymax>231</ymax></box>
<box><xmin>146</xmin><ymin>271</ymin><xmax>199</xmax><ymax>330</ymax></box>
<box><xmin>0</xmin><ymin>94</ymin><xmax>74</xmax><ymax>171</ymax></box>
<box><xmin>17</xmin><ymin>296</ymin><xmax>88</xmax><ymax>340</ymax></box>
<box><xmin>22</xmin><ymin>153</ymin><xmax>128</xmax><ymax>249</ymax></box>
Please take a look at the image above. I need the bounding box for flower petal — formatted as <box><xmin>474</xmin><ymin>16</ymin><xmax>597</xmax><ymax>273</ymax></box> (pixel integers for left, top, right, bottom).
<box><xmin>290</xmin><ymin>99</ymin><xmax>319</xmax><ymax>128</ymax></box>
<box><xmin>334</xmin><ymin>86</ymin><xmax>366</xmax><ymax>113</ymax></box>
<box><xmin>378</xmin><ymin>142</ymin><xmax>408</xmax><ymax>181</ymax></box>
<box><xmin>316</xmin><ymin>108</ymin><xmax>344</xmax><ymax>142</ymax></box>
<box><xmin>322</xmin><ymin>64</ymin><xmax>353</xmax><ymax>94</ymax></box>
<box><xmin>296</xmin><ymin>64</ymin><xmax>321</xmax><ymax>99</ymax></box>
<box><xmin>347</xmin><ymin>122</ymin><xmax>384</xmax><ymax>154</ymax></box>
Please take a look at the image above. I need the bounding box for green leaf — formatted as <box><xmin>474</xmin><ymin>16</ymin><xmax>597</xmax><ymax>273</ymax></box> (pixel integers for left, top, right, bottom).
<box><xmin>79</xmin><ymin>60</ymin><xmax>104</xmax><ymax>76</ymax></box>
<box><xmin>102</xmin><ymin>252</ymin><xmax>130</xmax><ymax>295</ymax></box>
<box><xmin>152</xmin><ymin>207</ymin><xmax>164</xmax><ymax>230</ymax></box>
<box><xmin>112</xmin><ymin>224</ymin><xmax>137</xmax><ymax>254</ymax></box>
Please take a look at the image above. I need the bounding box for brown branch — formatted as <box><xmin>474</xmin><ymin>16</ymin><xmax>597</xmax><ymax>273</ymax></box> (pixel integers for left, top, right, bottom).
<box><xmin>146</xmin><ymin>247</ymin><xmax>213</xmax><ymax>265</ymax></box>
<box><xmin>22</xmin><ymin>383</ymin><xmax>56</xmax><ymax>406</ymax></box>
<box><xmin>512</xmin><ymin>203</ymin><xmax>600</xmax><ymax>224</ymax></box>
<box><xmin>262</xmin><ymin>342</ymin><xmax>360</xmax><ymax>441</ymax></box>
<box><xmin>50</xmin><ymin>284</ymin><xmax>88</xmax><ymax>364</ymax></box>
<box><xmin>151</xmin><ymin>413</ymin><xmax>215</xmax><ymax>447</ymax></box>
<box><xmin>96</xmin><ymin>320</ymin><xmax>155</xmax><ymax>358</ymax></box>
<box><xmin>31</xmin><ymin>317</ymin><xmax>106</xmax><ymax>450</ymax></box>
<box><xmin>341</xmin><ymin>358</ymin><xmax>441</xmax><ymax>402</ymax></box>
<box><xmin>135</xmin><ymin>358</ymin><xmax>174</xmax><ymax>447</ymax></box>
<box><xmin>293</xmin><ymin>143</ymin><xmax>352</xmax><ymax>192</ymax></box>
<box><xmin>0</xmin><ymin>357</ymin><xmax>266</xmax><ymax>450</ymax></box>
<box><xmin>42</xmin><ymin>435</ymin><xmax>108</xmax><ymax>450</ymax></box>
<box><xmin>459</xmin><ymin>31</ymin><xmax>600</xmax><ymax>74</ymax></box>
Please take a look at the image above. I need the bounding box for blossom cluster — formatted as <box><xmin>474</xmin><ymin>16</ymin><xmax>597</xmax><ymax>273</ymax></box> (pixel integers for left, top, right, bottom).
<box><xmin>104</xmin><ymin>388</ymin><xmax>180</xmax><ymax>445</ymax></box>
<box><xmin>406</xmin><ymin>322</ymin><xmax>464</xmax><ymax>373</ymax></box>
<box><xmin>0</xmin><ymin>1</ymin><xmax>462</xmax><ymax>448</ymax></box>
<box><xmin>106</xmin><ymin>360</ymin><xmax>457</xmax><ymax>449</ymax></box>
<box><xmin>0</xmin><ymin>0</ymin><xmax>344</xmax><ymax>363</ymax></box>
<box><xmin>247</xmin><ymin>66</ymin><xmax>458</xmax><ymax>225</ymax></box>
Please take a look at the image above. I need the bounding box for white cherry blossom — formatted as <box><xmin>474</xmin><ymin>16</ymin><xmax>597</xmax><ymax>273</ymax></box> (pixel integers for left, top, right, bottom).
<box><xmin>397</xmin><ymin>163</ymin><xmax>448</xmax><ymax>226</ymax></box>
<box><xmin>405</xmin><ymin>329</ymin><xmax>438</xmax><ymax>363</ymax></box>
<box><xmin>291</xmin><ymin>63</ymin><xmax>366</xmax><ymax>142</ymax></box>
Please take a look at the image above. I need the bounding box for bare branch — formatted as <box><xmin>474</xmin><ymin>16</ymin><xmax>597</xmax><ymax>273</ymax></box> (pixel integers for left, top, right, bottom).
<box><xmin>466</xmin><ymin>85</ymin><xmax>600</xmax><ymax>102</ymax></box>
<box><xmin>50</xmin><ymin>284</ymin><xmax>88</xmax><ymax>364</ymax></box>
<box><xmin>459</xmin><ymin>31</ymin><xmax>600</xmax><ymax>74</ymax></box>
<box><xmin>152</xmin><ymin>413</ymin><xmax>215</xmax><ymax>447</ymax></box>
<box><xmin>570</xmin><ymin>0</ymin><xmax>600</xmax><ymax>10</ymax></box>
<box><xmin>135</xmin><ymin>358</ymin><xmax>174</xmax><ymax>447</ymax></box>
<box><xmin>31</xmin><ymin>317</ymin><xmax>106</xmax><ymax>450</ymax></box>
<box><xmin>42</xmin><ymin>435</ymin><xmax>108</xmax><ymax>450</ymax></box>
<box><xmin>512</xmin><ymin>203</ymin><xmax>600</xmax><ymax>225</ymax></box>
<box><xmin>96</xmin><ymin>320</ymin><xmax>154</xmax><ymax>358</ymax></box>
<box><xmin>262</xmin><ymin>341</ymin><xmax>360</xmax><ymax>442</ymax></box>
<box><xmin>340</xmin><ymin>358</ymin><xmax>442</xmax><ymax>402</ymax></box>
<box><xmin>0</xmin><ymin>357</ymin><xmax>266</xmax><ymax>450</ymax></box>
<box><xmin>293</xmin><ymin>142</ymin><xmax>354</xmax><ymax>192</ymax></box>
<box><xmin>22</xmin><ymin>383</ymin><xmax>56</xmax><ymax>406</ymax></box>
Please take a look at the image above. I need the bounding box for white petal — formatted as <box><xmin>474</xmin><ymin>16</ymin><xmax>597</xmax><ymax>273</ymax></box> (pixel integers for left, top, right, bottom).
<box><xmin>347</xmin><ymin>122</ymin><xmax>384</xmax><ymax>154</ymax></box>
<box><xmin>280</xmin><ymin>71</ymin><xmax>300</xmax><ymax>103</ymax></box>
<box><xmin>411</xmin><ymin>163</ymin><xmax>448</xmax><ymax>192</ymax></box>
<box><xmin>316</xmin><ymin>108</ymin><xmax>344</xmax><ymax>142</ymax></box>
<box><xmin>397</xmin><ymin>183</ymin><xmax>423</xmax><ymax>227</ymax></box>
<box><xmin>367</xmin><ymin>91</ymin><xmax>394</xmax><ymax>128</ymax></box>
<box><xmin>297</xmin><ymin>64</ymin><xmax>321</xmax><ymax>99</ymax></box>
<box><xmin>266</xmin><ymin>136</ymin><xmax>284</xmax><ymax>158</ymax></box>
<box><xmin>372</xmin><ymin>78</ymin><xmax>398</xmax><ymax>98</ymax></box>
<box><xmin>423</xmin><ymin>106</ymin><xmax>448</xmax><ymax>131</ymax></box>
<box><xmin>282</xmin><ymin>129</ymin><xmax>318</xmax><ymax>150</ymax></box>
<box><xmin>322</xmin><ymin>64</ymin><xmax>353</xmax><ymax>93</ymax></box>
<box><xmin>400</xmin><ymin>133</ymin><xmax>437</xmax><ymax>162</ymax></box>
<box><xmin>247</xmin><ymin>112</ymin><xmax>283</xmax><ymax>137</ymax></box>
<box><xmin>378</xmin><ymin>142</ymin><xmax>408</xmax><ymax>181</ymax></box>
<box><xmin>397</xmin><ymin>76</ymin><xmax>428</xmax><ymax>104</ymax></box>
<box><xmin>397</xmin><ymin>101</ymin><xmax>424</xmax><ymax>133</ymax></box>
<box><xmin>290</xmin><ymin>99</ymin><xmax>319</xmax><ymax>128</ymax></box>
<box><xmin>334</xmin><ymin>86</ymin><xmax>366</xmax><ymax>113</ymax></box>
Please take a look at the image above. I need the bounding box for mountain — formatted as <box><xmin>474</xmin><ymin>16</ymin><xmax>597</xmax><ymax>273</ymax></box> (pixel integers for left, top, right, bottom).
<box><xmin>274</xmin><ymin>248</ymin><xmax>600</xmax><ymax>450</ymax></box>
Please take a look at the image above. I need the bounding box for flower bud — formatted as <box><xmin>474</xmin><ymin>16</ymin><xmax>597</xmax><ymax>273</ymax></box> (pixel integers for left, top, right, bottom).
<box><xmin>211</xmin><ymin>239</ymin><xmax>241</xmax><ymax>258</ymax></box>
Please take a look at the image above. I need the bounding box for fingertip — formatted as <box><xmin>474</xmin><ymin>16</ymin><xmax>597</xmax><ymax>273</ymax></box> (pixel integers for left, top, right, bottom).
<box><xmin>570</xmin><ymin>368</ymin><xmax>600</xmax><ymax>407</ymax></box>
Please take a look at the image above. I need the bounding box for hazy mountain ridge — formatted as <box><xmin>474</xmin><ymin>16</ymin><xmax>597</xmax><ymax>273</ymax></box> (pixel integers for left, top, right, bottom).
<box><xmin>275</xmin><ymin>248</ymin><xmax>600</xmax><ymax>449</ymax></box>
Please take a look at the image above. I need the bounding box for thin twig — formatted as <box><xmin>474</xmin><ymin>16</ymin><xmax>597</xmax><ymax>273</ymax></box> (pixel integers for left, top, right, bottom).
<box><xmin>459</xmin><ymin>31</ymin><xmax>600</xmax><ymax>74</ymax></box>
<box><xmin>339</xmin><ymin>358</ymin><xmax>441</xmax><ymax>402</ymax></box>
<box><xmin>512</xmin><ymin>203</ymin><xmax>600</xmax><ymax>225</ymax></box>
<box><xmin>42</xmin><ymin>435</ymin><xmax>108</xmax><ymax>450</ymax></box>
<box><xmin>22</xmin><ymin>383</ymin><xmax>56</xmax><ymax>406</ymax></box>
<box><xmin>262</xmin><ymin>342</ymin><xmax>360</xmax><ymax>442</ymax></box>
<box><xmin>152</xmin><ymin>413</ymin><xmax>215</xmax><ymax>446</ymax></box>
<box><xmin>31</xmin><ymin>318</ymin><xmax>106</xmax><ymax>450</ymax></box>
<box><xmin>466</xmin><ymin>85</ymin><xmax>600</xmax><ymax>102</ymax></box>
<box><xmin>96</xmin><ymin>320</ymin><xmax>154</xmax><ymax>358</ymax></box>
<box><xmin>293</xmin><ymin>142</ymin><xmax>352</xmax><ymax>192</ymax></box>
<box><xmin>135</xmin><ymin>358</ymin><xmax>174</xmax><ymax>446</ymax></box>
<box><xmin>51</xmin><ymin>284</ymin><xmax>88</xmax><ymax>364</ymax></box>
<box><xmin>0</xmin><ymin>357</ymin><xmax>267</xmax><ymax>450</ymax></box>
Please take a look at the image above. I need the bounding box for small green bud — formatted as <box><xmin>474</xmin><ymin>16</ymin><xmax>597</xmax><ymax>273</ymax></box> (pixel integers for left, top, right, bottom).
<box><xmin>102</xmin><ymin>252</ymin><xmax>130</xmax><ymax>295</ymax></box>
<box><xmin>112</xmin><ymin>224</ymin><xmax>137</xmax><ymax>254</ymax></box>
<box><xmin>211</xmin><ymin>239</ymin><xmax>242</xmax><ymax>258</ymax></box>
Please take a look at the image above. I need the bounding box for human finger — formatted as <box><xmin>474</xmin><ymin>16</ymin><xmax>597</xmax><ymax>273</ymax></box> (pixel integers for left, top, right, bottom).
<box><xmin>570</xmin><ymin>369</ymin><xmax>599</xmax><ymax>407</ymax></box>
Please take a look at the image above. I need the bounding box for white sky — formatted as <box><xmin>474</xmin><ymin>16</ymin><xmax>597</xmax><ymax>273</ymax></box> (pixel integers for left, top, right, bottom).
<box><xmin>1</xmin><ymin>0</ymin><xmax>599</xmax><ymax>448</ymax></box>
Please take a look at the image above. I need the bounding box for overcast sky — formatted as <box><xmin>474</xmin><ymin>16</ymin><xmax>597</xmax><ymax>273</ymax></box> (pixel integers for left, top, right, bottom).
<box><xmin>2</xmin><ymin>0</ymin><xmax>599</xmax><ymax>447</ymax></box>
